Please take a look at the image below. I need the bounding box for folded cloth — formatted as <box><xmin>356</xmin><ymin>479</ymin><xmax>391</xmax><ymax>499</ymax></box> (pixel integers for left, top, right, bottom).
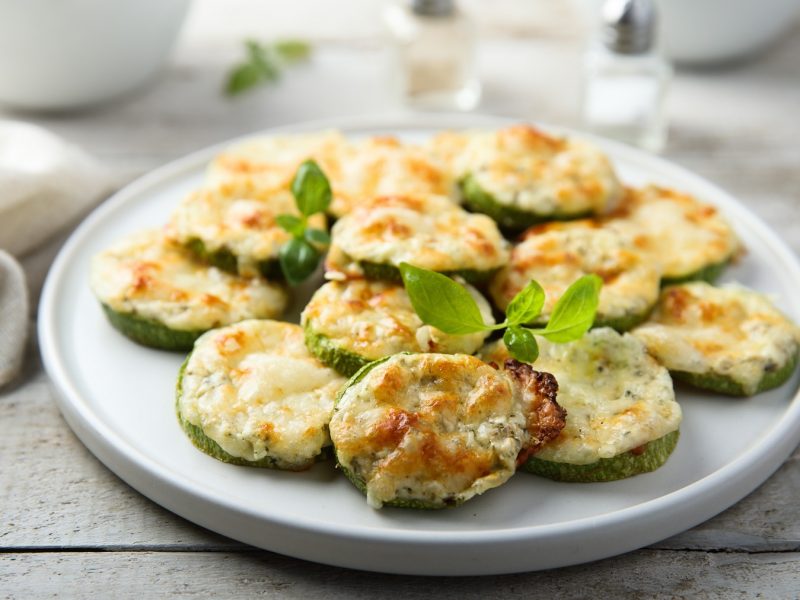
<box><xmin>0</xmin><ymin>249</ymin><xmax>28</xmax><ymax>387</ymax></box>
<box><xmin>0</xmin><ymin>120</ymin><xmax>110</xmax><ymax>256</ymax></box>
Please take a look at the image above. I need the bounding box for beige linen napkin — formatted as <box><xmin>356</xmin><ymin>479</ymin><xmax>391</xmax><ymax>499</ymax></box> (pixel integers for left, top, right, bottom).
<box><xmin>0</xmin><ymin>120</ymin><xmax>109</xmax><ymax>387</ymax></box>
<box><xmin>0</xmin><ymin>120</ymin><xmax>109</xmax><ymax>256</ymax></box>
<box><xmin>0</xmin><ymin>250</ymin><xmax>28</xmax><ymax>386</ymax></box>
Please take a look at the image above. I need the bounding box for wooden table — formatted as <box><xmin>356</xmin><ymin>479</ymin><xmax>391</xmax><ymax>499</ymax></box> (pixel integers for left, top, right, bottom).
<box><xmin>2</xmin><ymin>1</ymin><xmax>799</xmax><ymax>596</ymax></box>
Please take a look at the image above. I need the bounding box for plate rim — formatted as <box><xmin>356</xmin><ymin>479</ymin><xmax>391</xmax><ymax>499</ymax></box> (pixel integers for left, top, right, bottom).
<box><xmin>38</xmin><ymin>113</ymin><xmax>800</xmax><ymax>574</ymax></box>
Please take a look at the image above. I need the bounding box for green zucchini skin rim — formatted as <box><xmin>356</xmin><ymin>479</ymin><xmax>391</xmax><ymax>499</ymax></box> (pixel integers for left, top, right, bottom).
<box><xmin>660</xmin><ymin>258</ymin><xmax>731</xmax><ymax>287</ymax></box>
<box><xmin>523</xmin><ymin>430</ymin><xmax>680</xmax><ymax>483</ymax></box>
<box><xmin>101</xmin><ymin>303</ymin><xmax>205</xmax><ymax>352</ymax></box>
<box><xmin>184</xmin><ymin>237</ymin><xmax>283</xmax><ymax>280</ymax></box>
<box><xmin>331</xmin><ymin>354</ymin><xmax>461</xmax><ymax>509</ymax></box>
<box><xmin>670</xmin><ymin>349</ymin><xmax>800</xmax><ymax>397</ymax></box>
<box><xmin>515</xmin><ymin>303</ymin><xmax>655</xmax><ymax>335</ymax></box>
<box><xmin>357</xmin><ymin>259</ymin><xmax>500</xmax><ymax>286</ymax></box>
<box><xmin>304</xmin><ymin>326</ymin><xmax>372</xmax><ymax>378</ymax></box>
<box><xmin>460</xmin><ymin>174</ymin><xmax>593</xmax><ymax>231</ymax></box>
<box><xmin>175</xmin><ymin>355</ymin><xmax>331</xmax><ymax>470</ymax></box>
<box><xmin>593</xmin><ymin>302</ymin><xmax>655</xmax><ymax>333</ymax></box>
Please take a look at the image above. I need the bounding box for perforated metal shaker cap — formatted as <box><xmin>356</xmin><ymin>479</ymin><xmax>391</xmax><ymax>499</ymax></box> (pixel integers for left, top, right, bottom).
<box><xmin>411</xmin><ymin>0</ymin><xmax>454</xmax><ymax>17</ymax></box>
<box><xmin>602</xmin><ymin>0</ymin><xmax>656</xmax><ymax>54</ymax></box>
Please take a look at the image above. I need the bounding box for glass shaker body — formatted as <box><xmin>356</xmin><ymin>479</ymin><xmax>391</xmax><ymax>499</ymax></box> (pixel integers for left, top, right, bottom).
<box><xmin>582</xmin><ymin>45</ymin><xmax>671</xmax><ymax>152</ymax></box>
<box><xmin>384</xmin><ymin>1</ymin><xmax>481</xmax><ymax>111</ymax></box>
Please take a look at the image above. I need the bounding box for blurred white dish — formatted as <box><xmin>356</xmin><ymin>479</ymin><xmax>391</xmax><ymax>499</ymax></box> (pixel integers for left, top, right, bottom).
<box><xmin>657</xmin><ymin>0</ymin><xmax>800</xmax><ymax>65</ymax></box>
<box><xmin>0</xmin><ymin>0</ymin><xmax>191</xmax><ymax>110</ymax></box>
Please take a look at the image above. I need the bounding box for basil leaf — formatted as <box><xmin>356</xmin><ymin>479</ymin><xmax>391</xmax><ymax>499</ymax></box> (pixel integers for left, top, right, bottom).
<box><xmin>504</xmin><ymin>326</ymin><xmax>539</xmax><ymax>363</ymax></box>
<box><xmin>225</xmin><ymin>39</ymin><xmax>311</xmax><ymax>97</ymax></box>
<box><xmin>246</xmin><ymin>40</ymin><xmax>280</xmax><ymax>81</ymax></box>
<box><xmin>399</xmin><ymin>263</ymin><xmax>489</xmax><ymax>334</ymax></box>
<box><xmin>279</xmin><ymin>238</ymin><xmax>321</xmax><ymax>285</ymax></box>
<box><xmin>304</xmin><ymin>228</ymin><xmax>331</xmax><ymax>246</ymax></box>
<box><xmin>273</xmin><ymin>40</ymin><xmax>311</xmax><ymax>62</ymax></box>
<box><xmin>291</xmin><ymin>160</ymin><xmax>332</xmax><ymax>217</ymax></box>
<box><xmin>539</xmin><ymin>274</ymin><xmax>602</xmax><ymax>343</ymax></box>
<box><xmin>225</xmin><ymin>61</ymin><xmax>266</xmax><ymax>96</ymax></box>
<box><xmin>505</xmin><ymin>280</ymin><xmax>545</xmax><ymax>326</ymax></box>
<box><xmin>276</xmin><ymin>214</ymin><xmax>305</xmax><ymax>237</ymax></box>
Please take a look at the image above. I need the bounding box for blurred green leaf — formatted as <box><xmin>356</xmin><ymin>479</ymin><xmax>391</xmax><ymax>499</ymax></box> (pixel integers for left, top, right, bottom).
<box><xmin>279</xmin><ymin>238</ymin><xmax>321</xmax><ymax>285</ymax></box>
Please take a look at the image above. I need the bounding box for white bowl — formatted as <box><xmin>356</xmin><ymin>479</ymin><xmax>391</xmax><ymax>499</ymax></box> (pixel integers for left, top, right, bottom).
<box><xmin>657</xmin><ymin>0</ymin><xmax>800</xmax><ymax>65</ymax></box>
<box><xmin>0</xmin><ymin>0</ymin><xmax>191</xmax><ymax>111</ymax></box>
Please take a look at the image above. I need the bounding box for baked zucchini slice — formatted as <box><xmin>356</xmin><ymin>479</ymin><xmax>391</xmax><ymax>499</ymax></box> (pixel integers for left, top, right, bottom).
<box><xmin>489</xmin><ymin>221</ymin><xmax>660</xmax><ymax>332</ymax></box>
<box><xmin>301</xmin><ymin>280</ymin><xmax>495</xmax><ymax>377</ymax></box>
<box><xmin>330</xmin><ymin>353</ymin><xmax>566</xmax><ymax>509</ymax></box>
<box><xmin>355</xmin><ymin>259</ymin><xmax>499</xmax><ymax>286</ymax></box>
<box><xmin>479</xmin><ymin>328</ymin><xmax>682</xmax><ymax>482</ymax></box>
<box><xmin>324</xmin><ymin>194</ymin><xmax>509</xmax><ymax>282</ymax></box>
<box><xmin>524</xmin><ymin>430</ymin><xmax>680</xmax><ymax>483</ymax></box>
<box><xmin>633</xmin><ymin>282</ymin><xmax>800</xmax><ymax>396</ymax></box>
<box><xmin>206</xmin><ymin>130</ymin><xmax>346</xmax><ymax>200</ymax></box>
<box><xmin>176</xmin><ymin>320</ymin><xmax>346</xmax><ymax>469</ymax></box>
<box><xmin>427</xmin><ymin>125</ymin><xmax>622</xmax><ymax>230</ymax></box>
<box><xmin>101</xmin><ymin>304</ymin><xmax>206</xmax><ymax>351</ymax></box>
<box><xmin>90</xmin><ymin>229</ymin><xmax>288</xmax><ymax>351</ymax></box>
<box><xmin>327</xmin><ymin>135</ymin><xmax>454</xmax><ymax>218</ymax></box>
<box><xmin>183</xmin><ymin>237</ymin><xmax>282</xmax><ymax>281</ymax></box>
<box><xmin>605</xmin><ymin>186</ymin><xmax>741</xmax><ymax>284</ymax></box>
<box><xmin>460</xmin><ymin>174</ymin><xmax>593</xmax><ymax>231</ymax></box>
<box><xmin>166</xmin><ymin>179</ymin><xmax>325</xmax><ymax>278</ymax></box>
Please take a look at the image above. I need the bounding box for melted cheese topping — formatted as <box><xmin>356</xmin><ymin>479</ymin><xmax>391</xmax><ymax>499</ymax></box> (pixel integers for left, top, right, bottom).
<box><xmin>207</xmin><ymin>132</ymin><xmax>454</xmax><ymax>219</ymax></box>
<box><xmin>302</xmin><ymin>280</ymin><xmax>494</xmax><ymax>359</ymax></box>
<box><xmin>206</xmin><ymin>130</ymin><xmax>346</xmax><ymax>194</ymax></box>
<box><xmin>90</xmin><ymin>230</ymin><xmax>288</xmax><ymax>330</ymax></box>
<box><xmin>428</xmin><ymin>125</ymin><xmax>622</xmax><ymax>215</ymax></box>
<box><xmin>606</xmin><ymin>186</ymin><xmax>741</xmax><ymax>279</ymax></box>
<box><xmin>330</xmin><ymin>353</ymin><xmax>528</xmax><ymax>508</ymax></box>
<box><xmin>326</xmin><ymin>194</ymin><xmax>510</xmax><ymax>278</ymax></box>
<box><xmin>179</xmin><ymin>320</ymin><xmax>346</xmax><ymax>467</ymax></box>
<box><xmin>480</xmin><ymin>329</ymin><xmax>681</xmax><ymax>464</ymax></box>
<box><xmin>489</xmin><ymin>221</ymin><xmax>660</xmax><ymax>323</ymax></box>
<box><xmin>328</xmin><ymin>136</ymin><xmax>455</xmax><ymax>218</ymax></box>
<box><xmin>166</xmin><ymin>179</ymin><xmax>325</xmax><ymax>276</ymax></box>
<box><xmin>633</xmin><ymin>283</ymin><xmax>800</xmax><ymax>395</ymax></box>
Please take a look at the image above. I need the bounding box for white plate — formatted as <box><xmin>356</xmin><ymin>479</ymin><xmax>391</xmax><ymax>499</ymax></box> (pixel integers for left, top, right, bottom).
<box><xmin>39</xmin><ymin>114</ymin><xmax>800</xmax><ymax>575</ymax></box>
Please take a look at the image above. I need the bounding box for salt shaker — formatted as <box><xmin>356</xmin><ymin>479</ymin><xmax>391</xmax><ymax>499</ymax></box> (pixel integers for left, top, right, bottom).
<box><xmin>581</xmin><ymin>0</ymin><xmax>671</xmax><ymax>152</ymax></box>
<box><xmin>384</xmin><ymin>0</ymin><xmax>481</xmax><ymax>111</ymax></box>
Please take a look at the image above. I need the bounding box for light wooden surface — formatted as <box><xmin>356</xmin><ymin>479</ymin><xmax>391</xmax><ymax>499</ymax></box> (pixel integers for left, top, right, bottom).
<box><xmin>2</xmin><ymin>1</ymin><xmax>800</xmax><ymax>597</ymax></box>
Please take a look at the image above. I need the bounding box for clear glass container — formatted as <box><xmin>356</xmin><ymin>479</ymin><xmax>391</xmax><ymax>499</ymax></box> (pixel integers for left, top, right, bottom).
<box><xmin>582</xmin><ymin>45</ymin><xmax>671</xmax><ymax>152</ymax></box>
<box><xmin>383</xmin><ymin>0</ymin><xmax>481</xmax><ymax>111</ymax></box>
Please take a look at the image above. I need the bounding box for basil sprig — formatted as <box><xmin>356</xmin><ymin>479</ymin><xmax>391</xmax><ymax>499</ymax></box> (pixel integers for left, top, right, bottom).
<box><xmin>225</xmin><ymin>39</ymin><xmax>311</xmax><ymax>96</ymax></box>
<box><xmin>277</xmin><ymin>160</ymin><xmax>332</xmax><ymax>285</ymax></box>
<box><xmin>399</xmin><ymin>262</ymin><xmax>602</xmax><ymax>363</ymax></box>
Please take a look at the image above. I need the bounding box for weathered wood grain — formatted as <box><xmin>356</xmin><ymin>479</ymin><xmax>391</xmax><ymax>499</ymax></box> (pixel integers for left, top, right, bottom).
<box><xmin>2</xmin><ymin>550</ymin><xmax>800</xmax><ymax>599</ymax></box>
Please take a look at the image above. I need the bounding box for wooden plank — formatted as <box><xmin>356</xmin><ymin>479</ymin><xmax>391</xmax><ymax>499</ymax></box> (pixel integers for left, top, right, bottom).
<box><xmin>2</xmin><ymin>550</ymin><xmax>800</xmax><ymax>598</ymax></box>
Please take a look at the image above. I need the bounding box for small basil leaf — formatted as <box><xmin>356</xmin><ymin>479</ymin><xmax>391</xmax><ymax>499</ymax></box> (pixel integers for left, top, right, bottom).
<box><xmin>504</xmin><ymin>326</ymin><xmax>539</xmax><ymax>363</ymax></box>
<box><xmin>304</xmin><ymin>228</ymin><xmax>331</xmax><ymax>246</ymax></box>
<box><xmin>246</xmin><ymin>40</ymin><xmax>280</xmax><ymax>80</ymax></box>
<box><xmin>273</xmin><ymin>40</ymin><xmax>311</xmax><ymax>63</ymax></box>
<box><xmin>279</xmin><ymin>238</ymin><xmax>321</xmax><ymax>285</ymax></box>
<box><xmin>291</xmin><ymin>160</ymin><xmax>332</xmax><ymax>217</ymax></box>
<box><xmin>225</xmin><ymin>61</ymin><xmax>266</xmax><ymax>96</ymax></box>
<box><xmin>276</xmin><ymin>214</ymin><xmax>305</xmax><ymax>237</ymax></box>
<box><xmin>540</xmin><ymin>274</ymin><xmax>602</xmax><ymax>343</ymax></box>
<box><xmin>399</xmin><ymin>263</ymin><xmax>489</xmax><ymax>334</ymax></box>
<box><xmin>505</xmin><ymin>279</ymin><xmax>545</xmax><ymax>326</ymax></box>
